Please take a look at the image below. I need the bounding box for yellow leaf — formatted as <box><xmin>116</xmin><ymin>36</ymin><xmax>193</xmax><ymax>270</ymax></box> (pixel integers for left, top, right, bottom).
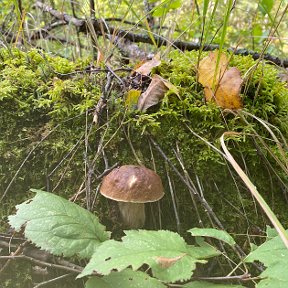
<box><xmin>212</xmin><ymin>67</ymin><xmax>243</xmax><ymax>109</ymax></box>
<box><xmin>125</xmin><ymin>89</ymin><xmax>141</xmax><ymax>108</ymax></box>
<box><xmin>198</xmin><ymin>51</ymin><xmax>229</xmax><ymax>89</ymax></box>
<box><xmin>198</xmin><ymin>51</ymin><xmax>243</xmax><ymax>109</ymax></box>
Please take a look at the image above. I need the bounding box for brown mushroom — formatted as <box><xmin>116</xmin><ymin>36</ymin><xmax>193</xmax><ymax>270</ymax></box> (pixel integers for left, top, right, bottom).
<box><xmin>100</xmin><ymin>165</ymin><xmax>164</xmax><ymax>229</ymax></box>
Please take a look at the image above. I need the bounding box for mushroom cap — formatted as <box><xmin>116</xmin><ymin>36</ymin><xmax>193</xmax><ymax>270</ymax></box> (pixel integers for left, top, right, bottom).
<box><xmin>100</xmin><ymin>165</ymin><xmax>164</xmax><ymax>203</ymax></box>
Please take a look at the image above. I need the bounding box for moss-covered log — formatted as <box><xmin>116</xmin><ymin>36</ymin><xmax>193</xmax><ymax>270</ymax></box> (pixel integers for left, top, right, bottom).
<box><xmin>1</xmin><ymin>48</ymin><xmax>287</xmax><ymax>242</ymax></box>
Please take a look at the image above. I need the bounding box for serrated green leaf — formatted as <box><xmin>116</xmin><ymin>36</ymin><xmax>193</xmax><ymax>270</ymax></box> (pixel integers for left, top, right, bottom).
<box><xmin>245</xmin><ymin>231</ymin><xmax>288</xmax><ymax>288</ymax></box>
<box><xmin>183</xmin><ymin>281</ymin><xmax>244</xmax><ymax>287</ymax></box>
<box><xmin>188</xmin><ymin>228</ymin><xmax>236</xmax><ymax>246</ymax></box>
<box><xmin>85</xmin><ymin>269</ymin><xmax>166</xmax><ymax>288</ymax></box>
<box><xmin>8</xmin><ymin>189</ymin><xmax>110</xmax><ymax>258</ymax></box>
<box><xmin>79</xmin><ymin>230</ymin><xmax>220</xmax><ymax>282</ymax></box>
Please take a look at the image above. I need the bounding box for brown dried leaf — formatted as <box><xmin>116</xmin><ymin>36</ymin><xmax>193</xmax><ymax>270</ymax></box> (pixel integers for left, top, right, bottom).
<box><xmin>198</xmin><ymin>51</ymin><xmax>229</xmax><ymax>88</ymax></box>
<box><xmin>204</xmin><ymin>67</ymin><xmax>243</xmax><ymax>109</ymax></box>
<box><xmin>135</xmin><ymin>53</ymin><xmax>161</xmax><ymax>76</ymax></box>
<box><xmin>198</xmin><ymin>51</ymin><xmax>243</xmax><ymax>109</ymax></box>
<box><xmin>216</xmin><ymin>67</ymin><xmax>243</xmax><ymax>109</ymax></box>
<box><xmin>96</xmin><ymin>48</ymin><xmax>104</xmax><ymax>65</ymax></box>
<box><xmin>137</xmin><ymin>75</ymin><xmax>176</xmax><ymax>111</ymax></box>
<box><xmin>155</xmin><ymin>254</ymin><xmax>186</xmax><ymax>268</ymax></box>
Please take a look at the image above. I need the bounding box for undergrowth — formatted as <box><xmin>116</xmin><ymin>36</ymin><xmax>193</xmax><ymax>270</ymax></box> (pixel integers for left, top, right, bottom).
<box><xmin>0</xmin><ymin>47</ymin><xmax>288</xmax><ymax>287</ymax></box>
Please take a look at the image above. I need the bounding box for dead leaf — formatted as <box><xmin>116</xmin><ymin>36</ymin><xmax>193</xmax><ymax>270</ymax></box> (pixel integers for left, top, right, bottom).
<box><xmin>135</xmin><ymin>53</ymin><xmax>161</xmax><ymax>76</ymax></box>
<box><xmin>96</xmin><ymin>48</ymin><xmax>104</xmax><ymax>65</ymax></box>
<box><xmin>125</xmin><ymin>89</ymin><xmax>141</xmax><ymax>108</ymax></box>
<box><xmin>155</xmin><ymin>254</ymin><xmax>186</xmax><ymax>269</ymax></box>
<box><xmin>198</xmin><ymin>51</ymin><xmax>229</xmax><ymax>89</ymax></box>
<box><xmin>137</xmin><ymin>75</ymin><xmax>177</xmax><ymax>111</ymax></box>
<box><xmin>198</xmin><ymin>51</ymin><xmax>243</xmax><ymax>109</ymax></box>
<box><xmin>207</xmin><ymin>67</ymin><xmax>243</xmax><ymax>109</ymax></box>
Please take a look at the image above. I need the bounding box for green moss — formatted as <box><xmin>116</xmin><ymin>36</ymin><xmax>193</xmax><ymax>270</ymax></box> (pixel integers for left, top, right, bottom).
<box><xmin>0</xmin><ymin>48</ymin><xmax>102</xmax><ymax>225</ymax></box>
<box><xmin>1</xmin><ymin>48</ymin><xmax>287</xmax><ymax>243</ymax></box>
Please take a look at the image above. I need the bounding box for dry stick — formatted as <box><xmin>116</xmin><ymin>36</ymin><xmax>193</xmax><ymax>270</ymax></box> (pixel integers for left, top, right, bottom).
<box><xmin>85</xmin><ymin>72</ymin><xmax>119</xmax><ymax>208</ymax></box>
<box><xmin>148</xmin><ymin>135</ymin><xmax>225</xmax><ymax>229</ymax></box>
<box><xmin>93</xmin><ymin>72</ymin><xmax>112</xmax><ymax>124</ymax></box>
<box><xmin>0</xmin><ymin>249</ymin><xmax>258</xmax><ymax>285</ymax></box>
<box><xmin>148</xmin><ymin>135</ymin><xmax>256</xmax><ymax>263</ymax></box>
<box><xmin>33</xmin><ymin>273</ymin><xmax>72</xmax><ymax>288</ymax></box>
<box><xmin>30</xmin><ymin>20</ymin><xmax>67</xmax><ymax>40</ymax></box>
<box><xmin>51</xmin><ymin>142</ymin><xmax>83</xmax><ymax>193</ymax></box>
<box><xmin>173</xmin><ymin>145</ymin><xmax>243</xmax><ymax>274</ymax></box>
<box><xmin>148</xmin><ymin>140</ymin><xmax>163</xmax><ymax>229</ymax></box>
<box><xmin>0</xmin><ymin>233</ymin><xmax>259</xmax><ymax>284</ymax></box>
<box><xmin>34</xmin><ymin>1</ymin><xmax>288</xmax><ymax>67</ymax></box>
<box><xmin>122</xmin><ymin>126</ymin><xmax>142</xmax><ymax>165</ymax></box>
<box><xmin>104</xmin><ymin>18</ymin><xmax>174</xmax><ymax>31</ymax></box>
<box><xmin>194</xmin><ymin>174</ymin><xmax>247</xmax><ymax>276</ymax></box>
<box><xmin>69</xmin><ymin>0</ymin><xmax>83</xmax><ymax>57</ymax></box>
<box><xmin>0</xmin><ymin>255</ymin><xmax>84</xmax><ymax>274</ymax></box>
<box><xmin>173</xmin><ymin>144</ymin><xmax>206</xmax><ymax>229</ymax></box>
<box><xmin>0</xmin><ymin>238</ymin><xmax>28</xmax><ymax>274</ymax></box>
<box><xmin>89</xmin><ymin>0</ymin><xmax>95</xmax><ymax>19</ymax></box>
<box><xmin>47</xmin><ymin>132</ymin><xmax>85</xmax><ymax>191</ymax></box>
<box><xmin>165</xmin><ymin>165</ymin><xmax>181</xmax><ymax>233</ymax></box>
<box><xmin>85</xmin><ymin>110</ymin><xmax>92</xmax><ymax>211</ymax></box>
<box><xmin>17</xmin><ymin>0</ymin><xmax>23</xmax><ymax>14</ymax></box>
<box><xmin>149</xmin><ymin>135</ymin><xmax>267</xmax><ymax>276</ymax></box>
<box><xmin>169</xmin><ymin>274</ymin><xmax>261</xmax><ymax>287</ymax></box>
<box><xmin>89</xmin><ymin>161</ymin><xmax>120</xmax><ymax>209</ymax></box>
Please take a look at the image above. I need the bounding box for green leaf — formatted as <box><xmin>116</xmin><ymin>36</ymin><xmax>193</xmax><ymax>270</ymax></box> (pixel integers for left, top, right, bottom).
<box><xmin>188</xmin><ymin>228</ymin><xmax>236</xmax><ymax>246</ymax></box>
<box><xmin>78</xmin><ymin>230</ymin><xmax>220</xmax><ymax>282</ymax></box>
<box><xmin>8</xmin><ymin>189</ymin><xmax>110</xmax><ymax>258</ymax></box>
<box><xmin>252</xmin><ymin>24</ymin><xmax>263</xmax><ymax>44</ymax></box>
<box><xmin>152</xmin><ymin>0</ymin><xmax>182</xmax><ymax>17</ymax></box>
<box><xmin>183</xmin><ymin>281</ymin><xmax>244</xmax><ymax>287</ymax></box>
<box><xmin>245</xmin><ymin>232</ymin><xmax>288</xmax><ymax>287</ymax></box>
<box><xmin>266</xmin><ymin>226</ymin><xmax>278</xmax><ymax>239</ymax></box>
<box><xmin>259</xmin><ymin>0</ymin><xmax>274</xmax><ymax>15</ymax></box>
<box><xmin>85</xmin><ymin>269</ymin><xmax>166</xmax><ymax>288</ymax></box>
<box><xmin>125</xmin><ymin>89</ymin><xmax>141</xmax><ymax>109</ymax></box>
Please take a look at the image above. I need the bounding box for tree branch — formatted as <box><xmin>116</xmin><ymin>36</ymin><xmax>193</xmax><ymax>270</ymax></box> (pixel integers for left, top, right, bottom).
<box><xmin>34</xmin><ymin>1</ymin><xmax>288</xmax><ymax>67</ymax></box>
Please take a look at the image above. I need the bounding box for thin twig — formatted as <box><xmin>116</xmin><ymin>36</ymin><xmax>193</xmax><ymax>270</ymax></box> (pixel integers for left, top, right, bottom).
<box><xmin>33</xmin><ymin>273</ymin><xmax>72</xmax><ymax>288</ymax></box>
<box><xmin>34</xmin><ymin>1</ymin><xmax>288</xmax><ymax>67</ymax></box>
<box><xmin>0</xmin><ymin>255</ymin><xmax>83</xmax><ymax>274</ymax></box>
<box><xmin>1</xmin><ymin>125</ymin><xmax>59</xmax><ymax>202</ymax></box>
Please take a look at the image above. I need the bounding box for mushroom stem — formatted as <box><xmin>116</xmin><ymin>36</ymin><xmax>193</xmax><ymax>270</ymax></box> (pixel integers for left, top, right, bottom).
<box><xmin>118</xmin><ymin>202</ymin><xmax>145</xmax><ymax>229</ymax></box>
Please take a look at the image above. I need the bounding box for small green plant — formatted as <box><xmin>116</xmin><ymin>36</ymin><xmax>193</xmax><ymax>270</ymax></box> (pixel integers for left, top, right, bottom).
<box><xmin>8</xmin><ymin>189</ymin><xmax>288</xmax><ymax>287</ymax></box>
